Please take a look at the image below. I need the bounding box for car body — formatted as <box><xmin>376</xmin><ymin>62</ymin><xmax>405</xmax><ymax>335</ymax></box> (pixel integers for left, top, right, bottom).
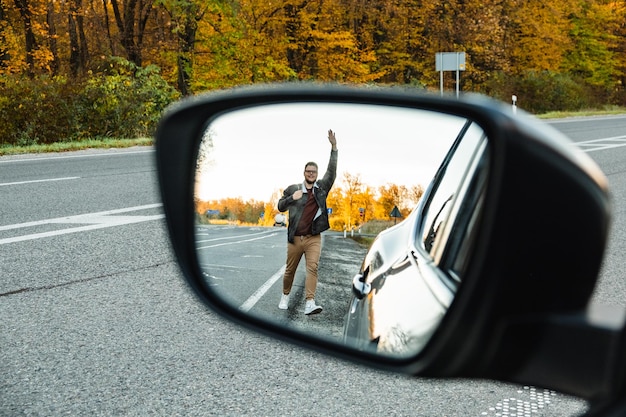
<box><xmin>343</xmin><ymin>119</ymin><xmax>488</xmax><ymax>356</ymax></box>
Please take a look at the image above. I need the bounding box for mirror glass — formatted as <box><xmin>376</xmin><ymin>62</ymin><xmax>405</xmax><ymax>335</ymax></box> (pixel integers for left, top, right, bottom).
<box><xmin>193</xmin><ymin>102</ymin><xmax>487</xmax><ymax>358</ymax></box>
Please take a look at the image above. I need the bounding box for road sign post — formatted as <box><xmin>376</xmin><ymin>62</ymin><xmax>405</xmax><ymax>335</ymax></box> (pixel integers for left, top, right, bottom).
<box><xmin>390</xmin><ymin>205</ymin><xmax>402</xmax><ymax>225</ymax></box>
<box><xmin>436</xmin><ymin>52</ymin><xmax>466</xmax><ymax>98</ymax></box>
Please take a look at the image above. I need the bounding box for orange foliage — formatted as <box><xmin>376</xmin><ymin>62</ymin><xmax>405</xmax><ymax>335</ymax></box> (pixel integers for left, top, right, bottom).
<box><xmin>2</xmin><ymin>0</ymin><xmax>626</xmax><ymax>101</ymax></box>
<box><xmin>196</xmin><ymin>174</ymin><xmax>425</xmax><ymax>230</ymax></box>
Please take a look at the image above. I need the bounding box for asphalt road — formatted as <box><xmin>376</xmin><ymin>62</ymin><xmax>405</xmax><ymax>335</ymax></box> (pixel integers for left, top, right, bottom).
<box><xmin>3</xmin><ymin>112</ymin><xmax>625</xmax><ymax>416</ymax></box>
<box><xmin>547</xmin><ymin>115</ymin><xmax>626</xmax><ymax>309</ymax></box>
<box><xmin>194</xmin><ymin>224</ymin><xmax>368</xmax><ymax>342</ymax></box>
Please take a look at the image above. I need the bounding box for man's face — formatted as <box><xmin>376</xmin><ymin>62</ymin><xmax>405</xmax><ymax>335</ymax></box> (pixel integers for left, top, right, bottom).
<box><xmin>304</xmin><ymin>165</ymin><xmax>318</xmax><ymax>185</ymax></box>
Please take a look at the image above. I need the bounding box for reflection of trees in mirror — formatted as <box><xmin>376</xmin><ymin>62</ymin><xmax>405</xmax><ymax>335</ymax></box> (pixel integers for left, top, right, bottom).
<box><xmin>196</xmin><ymin>128</ymin><xmax>215</xmax><ymax>177</ymax></box>
<box><xmin>195</xmin><ymin>172</ymin><xmax>425</xmax><ymax>232</ymax></box>
<box><xmin>196</xmin><ymin>198</ymin><xmax>266</xmax><ymax>225</ymax></box>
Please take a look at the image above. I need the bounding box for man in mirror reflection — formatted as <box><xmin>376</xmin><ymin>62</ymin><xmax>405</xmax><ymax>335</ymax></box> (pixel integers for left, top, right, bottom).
<box><xmin>277</xmin><ymin>129</ymin><xmax>338</xmax><ymax>315</ymax></box>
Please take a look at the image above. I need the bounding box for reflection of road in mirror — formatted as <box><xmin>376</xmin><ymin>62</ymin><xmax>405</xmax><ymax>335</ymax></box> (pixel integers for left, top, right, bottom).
<box><xmin>195</xmin><ymin>224</ymin><xmax>368</xmax><ymax>342</ymax></box>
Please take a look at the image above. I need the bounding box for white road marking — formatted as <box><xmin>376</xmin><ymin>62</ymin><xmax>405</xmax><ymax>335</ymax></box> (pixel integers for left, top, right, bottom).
<box><xmin>0</xmin><ymin>204</ymin><xmax>163</xmax><ymax>245</ymax></box>
<box><xmin>548</xmin><ymin>115</ymin><xmax>626</xmax><ymax>124</ymax></box>
<box><xmin>0</xmin><ymin>177</ymin><xmax>80</xmax><ymax>186</ymax></box>
<box><xmin>195</xmin><ymin>232</ymin><xmax>279</xmax><ymax>250</ymax></box>
<box><xmin>195</xmin><ymin>228</ymin><xmax>285</xmax><ymax>311</ymax></box>
<box><xmin>239</xmin><ymin>265</ymin><xmax>286</xmax><ymax>312</ymax></box>
<box><xmin>576</xmin><ymin>136</ymin><xmax>626</xmax><ymax>152</ymax></box>
<box><xmin>195</xmin><ymin>229</ymin><xmax>277</xmax><ymax>244</ymax></box>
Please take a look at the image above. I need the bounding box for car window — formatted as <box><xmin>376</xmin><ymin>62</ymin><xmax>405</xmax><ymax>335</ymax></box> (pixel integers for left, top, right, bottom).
<box><xmin>419</xmin><ymin>122</ymin><xmax>488</xmax><ymax>278</ymax></box>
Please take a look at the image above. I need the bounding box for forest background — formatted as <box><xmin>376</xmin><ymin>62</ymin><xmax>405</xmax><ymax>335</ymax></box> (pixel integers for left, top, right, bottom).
<box><xmin>2</xmin><ymin>0</ymin><xmax>626</xmax><ymax>229</ymax></box>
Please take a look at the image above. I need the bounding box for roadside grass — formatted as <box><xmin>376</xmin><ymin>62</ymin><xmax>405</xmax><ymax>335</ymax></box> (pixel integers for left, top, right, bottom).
<box><xmin>343</xmin><ymin>219</ymin><xmax>396</xmax><ymax>248</ymax></box>
<box><xmin>350</xmin><ymin>235</ymin><xmax>376</xmax><ymax>248</ymax></box>
<box><xmin>536</xmin><ymin>105</ymin><xmax>626</xmax><ymax>119</ymax></box>
<box><xmin>358</xmin><ymin>219</ymin><xmax>396</xmax><ymax>235</ymax></box>
<box><xmin>0</xmin><ymin>137</ymin><xmax>152</xmax><ymax>156</ymax></box>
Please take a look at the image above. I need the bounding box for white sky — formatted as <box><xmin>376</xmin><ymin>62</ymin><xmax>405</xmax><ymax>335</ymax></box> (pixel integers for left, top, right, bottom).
<box><xmin>195</xmin><ymin>103</ymin><xmax>468</xmax><ymax>202</ymax></box>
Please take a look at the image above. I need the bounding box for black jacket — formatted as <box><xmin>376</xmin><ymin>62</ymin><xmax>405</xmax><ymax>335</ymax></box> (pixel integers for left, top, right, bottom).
<box><xmin>278</xmin><ymin>149</ymin><xmax>338</xmax><ymax>243</ymax></box>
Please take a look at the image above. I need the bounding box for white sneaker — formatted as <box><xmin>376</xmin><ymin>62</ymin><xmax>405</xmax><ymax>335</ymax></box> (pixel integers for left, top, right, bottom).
<box><xmin>304</xmin><ymin>299</ymin><xmax>322</xmax><ymax>315</ymax></box>
<box><xmin>278</xmin><ymin>294</ymin><xmax>289</xmax><ymax>310</ymax></box>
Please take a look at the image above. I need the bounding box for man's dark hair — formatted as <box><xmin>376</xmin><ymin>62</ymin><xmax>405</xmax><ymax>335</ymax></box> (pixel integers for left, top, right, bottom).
<box><xmin>304</xmin><ymin>162</ymin><xmax>318</xmax><ymax>170</ymax></box>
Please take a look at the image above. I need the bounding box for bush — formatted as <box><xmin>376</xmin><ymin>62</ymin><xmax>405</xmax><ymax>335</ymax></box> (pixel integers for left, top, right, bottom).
<box><xmin>483</xmin><ymin>71</ymin><xmax>608</xmax><ymax>114</ymax></box>
<box><xmin>0</xmin><ymin>57</ymin><xmax>180</xmax><ymax>147</ymax></box>
<box><xmin>0</xmin><ymin>75</ymin><xmax>81</xmax><ymax>145</ymax></box>
<box><xmin>78</xmin><ymin>57</ymin><xmax>180</xmax><ymax>139</ymax></box>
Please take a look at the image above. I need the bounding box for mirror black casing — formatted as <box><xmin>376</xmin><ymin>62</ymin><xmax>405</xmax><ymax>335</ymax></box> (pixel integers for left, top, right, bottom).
<box><xmin>155</xmin><ymin>84</ymin><xmax>618</xmax><ymax>403</ymax></box>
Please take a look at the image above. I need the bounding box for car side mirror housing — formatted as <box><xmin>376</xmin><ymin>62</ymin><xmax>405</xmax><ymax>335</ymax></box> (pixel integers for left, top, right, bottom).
<box><xmin>155</xmin><ymin>84</ymin><xmax>622</xmax><ymax>404</ymax></box>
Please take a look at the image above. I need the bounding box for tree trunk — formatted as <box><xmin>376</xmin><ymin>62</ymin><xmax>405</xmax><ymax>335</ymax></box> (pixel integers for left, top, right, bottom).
<box><xmin>102</xmin><ymin>0</ymin><xmax>116</xmax><ymax>55</ymax></box>
<box><xmin>68</xmin><ymin>0</ymin><xmax>89</xmax><ymax>77</ymax></box>
<box><xmin>176</xmin><ymin>12</ymin><xmax>197</xmax><ymax>95</ymax></box>
<box><xmin>110</xmin><ymin>0</ymin><xmax>152</xmax><ymax>66</ymax></box>
<box><xmin>46</xmin><ymin>0</ymin><xmax>59</xmax><ymax>75</ymax></box>
<box><xmin>13</xmin><ymin>0</ymin><xmax>37</xmax><ymax>77</ymax></box>
<box><xmin>76</xmin><ymin>0</ymin><xmax>89</xmax><ymax>70</ymax></box>
<box><xmin>0</xmin><ymin>0</ymin><xmax>10</xmax><ymax>68</ymax></box>
<box><xmin>284</xmin><ymin>3</ymin><xmax>302</xmax><ymax>74</ymax></box>
<box><xmin>68</xmin><ymin>4</ymin><xmax>80</xmax><ymax>76</ymax></box>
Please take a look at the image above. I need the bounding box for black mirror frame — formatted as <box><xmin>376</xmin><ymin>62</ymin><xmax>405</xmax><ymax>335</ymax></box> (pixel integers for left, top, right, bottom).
<box><xmin>155</xmin><ymin>83</ymin><xmax>618</xmax><ymax>403</ymax></box>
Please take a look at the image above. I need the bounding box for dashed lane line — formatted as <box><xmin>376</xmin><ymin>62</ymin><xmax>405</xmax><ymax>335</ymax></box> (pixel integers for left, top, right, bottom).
<box><xmin>0</xmin><ymin>177</ymin><xmax>80</xmax><ymax>186</ymax></box>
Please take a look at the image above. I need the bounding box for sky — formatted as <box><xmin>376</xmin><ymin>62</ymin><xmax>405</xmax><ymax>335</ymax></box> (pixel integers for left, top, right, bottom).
<box><xmin>195</xmin><ymin>102</ymin><xmax>469</xmax><ymax>202</ymax></box>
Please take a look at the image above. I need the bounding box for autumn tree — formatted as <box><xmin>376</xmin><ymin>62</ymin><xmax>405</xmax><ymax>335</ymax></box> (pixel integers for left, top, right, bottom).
<box><xmin>157</xmin><ymin>0</ymin><xmax>209</xmax><ymax>95</ymax></box>
<box><xmin>188</xmin><ymin>1</ymin><xmax>295</xmax><ymax>90</ymax></box>
<box><xmin>216</xmin><ymin>197</ymin><xmax>261</xmax><ymax>223</ymax></box>
<box><xmin>201</xmin><ymin>0</ymin><xmax>382</xmax><ymax>84</ymax></box>
<box><xmin>327</xmin><ymin>186</ymin><xmax>345</xmax><ymax>230</ymax></box>
<box><xmin>12</xmin><ymin>0</ymin><xmax>39</xmax><ymax>76</ymax></box>
<box><xmin>261</xmin><ymin>189</ymin><xmax>283</xmax><ymax>226</ymax></box>
<box><xmin>408</xmin><ymin>184</ymin><xmax>424</xmax><ymax>208</ymax></box>
<box><xmin>0</xmin><ymin>0</ymin><xmax>11</xmax><ymax>69</ymax></box>
<box><xmin>376</xmin><ymin>183</ymin><xmax>410</xmax><ymax>219</ymax></box>
<box><xmin>501</xmin><ymin>1</ymin><xmax>574</xmax><ymax>74</ymax></box>
<box><xmin>196</xmin><ymin>197</ymin><xmax>266</xmax><ymax>225</ymax></box>
<box><xmin>445</xmin><ymin>0</ymin><xmax>509</xmax><ymax>89</ymax></box>
<box><xmin>68</xmin><ymin>0</ymin><xmax>89</xmax><ymax>76</ymax></box>
<box><xmin>561</xmin><ymin>0</ymin><xmax>621</xmax><ymax>91</ymax></box>
<box><xmin>612</xmin><ymin>1</ymin><xmax>626</xmax><ymax>96</ymax></box>
<box><xmin>4</xmin><ymin>0</ymin><xmax>626</xmax><ymax>132</ymax></box>
<box><xmin>110</xmin><ymin>0</ymin><xmax>153</xmax><ymax>66</ymax></box>
<box><xmin>285</xmin><ymin>0</ymin><xmax>379</xmax><ymax>81</ymax></box>
<box><xmin>340</xmin><ymin>172</ymin><xmax>363</xmax><ymax>229</ymax></box>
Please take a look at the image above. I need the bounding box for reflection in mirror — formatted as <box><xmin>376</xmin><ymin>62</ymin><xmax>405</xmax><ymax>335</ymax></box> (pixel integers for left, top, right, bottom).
<box><xmin>194</xmin><ymin>103</ymin><xmax>487</xmax><ymax>358</ymax></box>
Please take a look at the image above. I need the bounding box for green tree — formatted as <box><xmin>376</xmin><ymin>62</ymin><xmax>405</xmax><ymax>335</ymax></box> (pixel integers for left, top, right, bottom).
<box><xmin>157</xmin><ymin>0</ymin><xmax>209</xmax><ymax>95</ymax></box>
<box><xmin>561</xmin><ymin>0</ymin><xmax>620</xmax><ymax>91</ymax></box>
<box><xmin>110</xmin><ymin>0</ymin><xmax>154</xmax><ymax>66</ymax></box>
<box><xmin>502</xmin><ymin>1</ymin><xmax>573</xmax><ymax>73</ymax></box>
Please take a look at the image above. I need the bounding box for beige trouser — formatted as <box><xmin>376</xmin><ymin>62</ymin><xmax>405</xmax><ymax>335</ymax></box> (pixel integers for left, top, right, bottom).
<box><xmin>282</xmin><ymin>234</ymin><xmax>322</xmax><ymax>301</ymax></box>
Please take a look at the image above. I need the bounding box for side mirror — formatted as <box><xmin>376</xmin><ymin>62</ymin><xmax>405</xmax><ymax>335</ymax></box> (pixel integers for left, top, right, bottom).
<box><xmin>155</xmin><ymin>84</ymin><xmax>619</xmax><ymax>403</ymax></box>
